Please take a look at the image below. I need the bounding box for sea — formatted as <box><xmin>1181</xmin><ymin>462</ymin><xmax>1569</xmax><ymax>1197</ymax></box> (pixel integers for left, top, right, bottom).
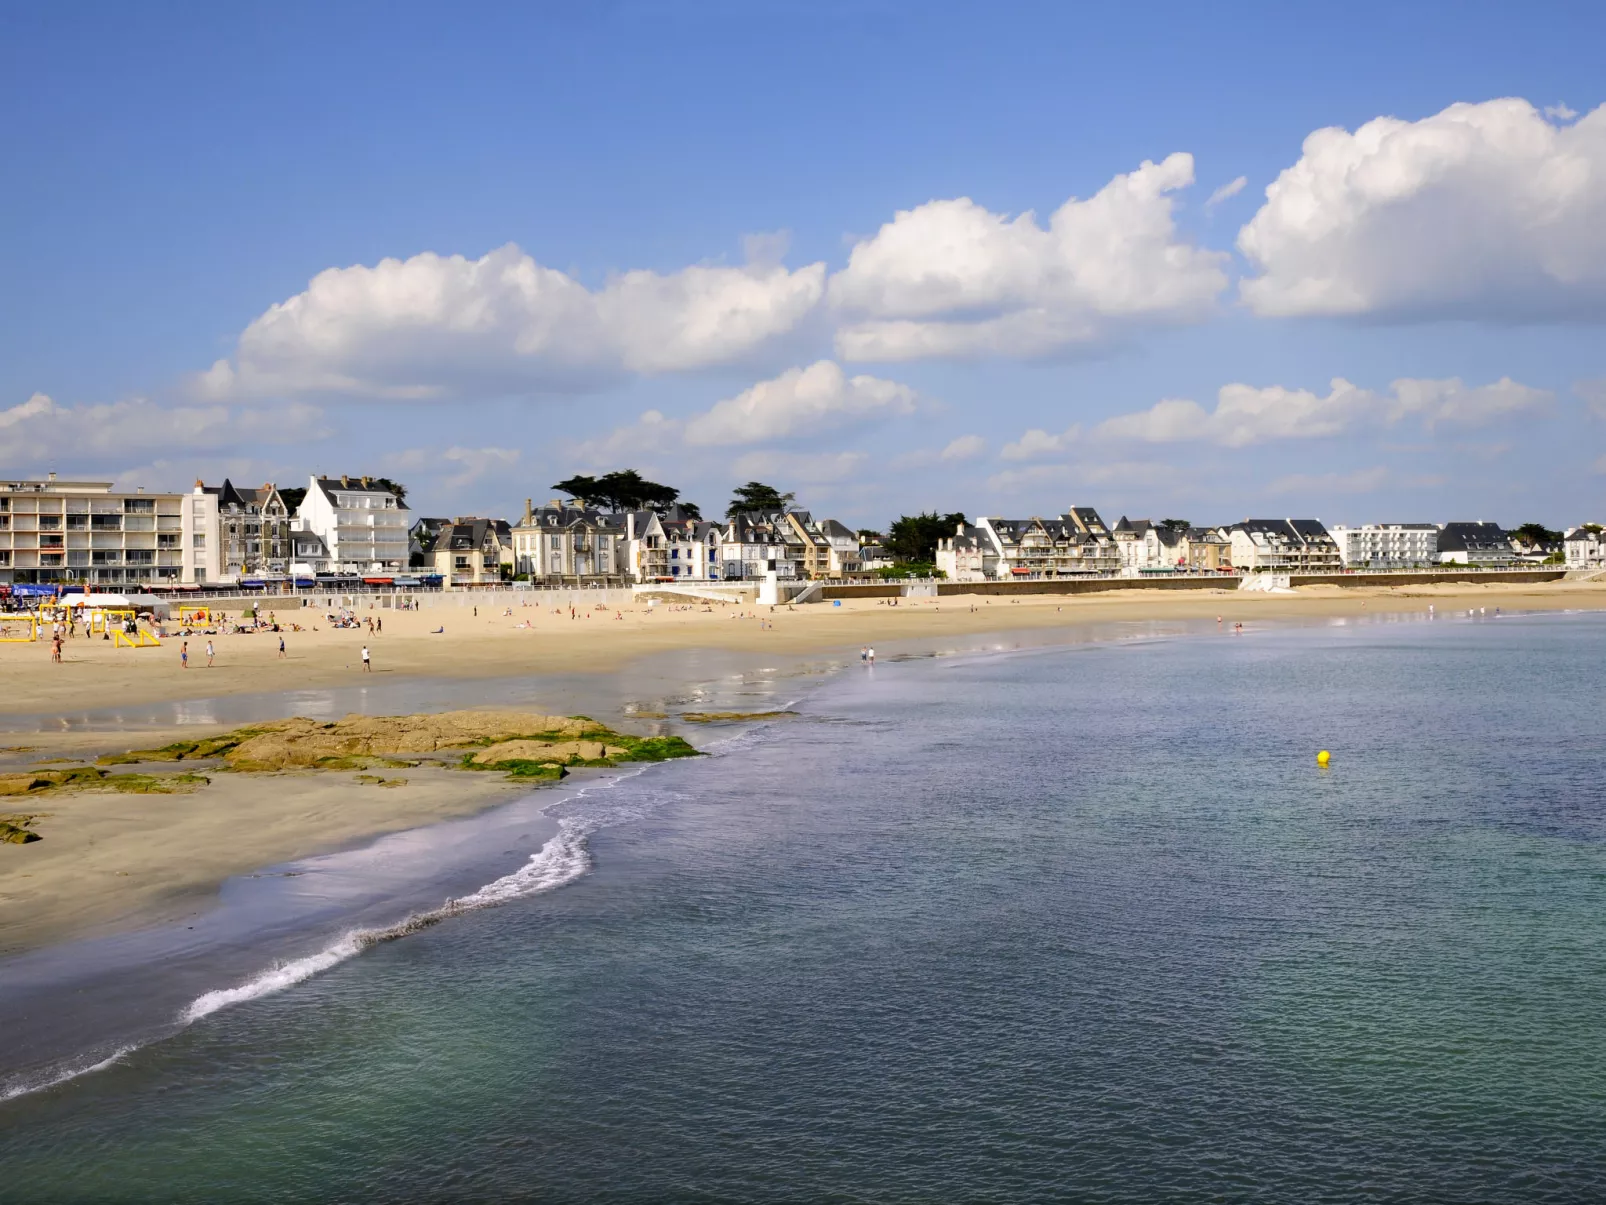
<box><xmin>2</xmin><ymin>609</ymin><xmax>1605</xmax><ymax>1203</ymax></box>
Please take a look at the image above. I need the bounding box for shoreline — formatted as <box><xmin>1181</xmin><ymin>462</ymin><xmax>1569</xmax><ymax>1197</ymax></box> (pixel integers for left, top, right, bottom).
<box><xmin>3</xmin><ymin>581</ymin><xmax>1605</xmax><ymax>959</ymax></box>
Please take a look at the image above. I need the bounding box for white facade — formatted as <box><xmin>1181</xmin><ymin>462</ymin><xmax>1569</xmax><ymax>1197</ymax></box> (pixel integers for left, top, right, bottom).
<box><xmin>0</xmin><ymin>475</ymin><xmax>216</xmax><ymax>588</ymax></box>
<box><xmin>1564</xmin><ymin>526</ymin><xmax>1605</xmax><ymax>568</ymax></box>
<box><xmin>1328</xmin><ymin>523</ymin><xmax>1439</xmax><ymax>569</ymax></box>
<box><xmin>512</xmin><ymin>502</ymin><xmax>626</xmax><ymax>581</ymax></box>
<box><xmin>1228</xmin><ymin>520</ymin><xmax>1343</xmax><ymax>572</ymax></box>
<box><xmin>293</xmin><ymin>476</ymin><xmax>409</xmax><ymax>574</ymax></box>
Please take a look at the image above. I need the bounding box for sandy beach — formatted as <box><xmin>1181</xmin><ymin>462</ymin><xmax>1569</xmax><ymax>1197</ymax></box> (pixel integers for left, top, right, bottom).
<box><xmin>3</xmin><ymin>579</ymin><xmax>1605</xmax><ymax>955</ymax></box>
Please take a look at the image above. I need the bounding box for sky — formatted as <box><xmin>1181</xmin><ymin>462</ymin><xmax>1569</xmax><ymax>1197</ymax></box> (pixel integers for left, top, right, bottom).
<box><xmin>3</xmin><ymin>0</ymin><xmax>1604</xmax><ymax>530</ymax></box>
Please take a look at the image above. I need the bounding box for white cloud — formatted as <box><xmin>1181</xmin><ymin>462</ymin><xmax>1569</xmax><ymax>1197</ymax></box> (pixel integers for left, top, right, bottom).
<box><xmin>1095</xmin><ymin>377</ymin><xmax>1550</xmax><ymax>447</ymax></box>
<box><xmin>829</xmin><ymin>153</ymin><xmax>1229</xmax><ymax>360</ymax></box>
<box><xmin>199</xmin><ymin>243</ymin><xmax>827</xmax><ymax>400</ymax></box>
<box><xmin>1239</xmin><ymin>98</ymin><xmax>1606</xmax><ymax>319</ymax></box>
<box><xmin>1000</xmin><ymin>424</ymin><xmax>1081</xmax><ymax>460</ymax></box>
<box><xmin>1266</xmin><ymin>467</ymin><xmax>1446</xmax><ymax>495</ymax></box>
<box><xmin>941</xmin><ymin>434</ymin><xmax>987</xmax><ymax>461</ymax></box>
<box><xmin>573</xmin><ymin>362</ymin><xmax>918</xmax><ymax>466</ymax></box>
<box><xmin>0</xmin><ymin>393</ymin><xmax>328</xmax><ymax>469</ymax></box>
<box><xmin>1545</xmin><ymin>103</ymin><xmax>1579</xmax><ymax>122</ymax></box>
<box><xmin>986</xmin><ymin>459</ymin><xmax>1176</xmax><ymax>493</ymax></box>
<box><xmin>1575</xmin><ymin>378</ymin><xmax>1606</xmax><ymax>419</ymax></box>
<box><xmin>1206</xmin><ymin>176</ymin><xmax>1248</xmax><ymax>207</ymax></box>
<box><xmin>730</xmin><ymin>449</ymin><xmax>868</xmax><ymax>484</ymax></box>
<box><xmin>683</xmin><ymin>360</ymin><xmax>916</xmax><ymax>446</ymax></box>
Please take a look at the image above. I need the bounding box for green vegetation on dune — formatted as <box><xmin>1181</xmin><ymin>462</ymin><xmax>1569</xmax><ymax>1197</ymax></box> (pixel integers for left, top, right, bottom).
<box><xmin>1</xmin><ymin>814</ymin><xmax>43</xmax><ymax>843</ymax></box>
<box><xmin>97</xmin><ymin>731</ymin><xmax>268</xmax><ymax>766</ymax></box>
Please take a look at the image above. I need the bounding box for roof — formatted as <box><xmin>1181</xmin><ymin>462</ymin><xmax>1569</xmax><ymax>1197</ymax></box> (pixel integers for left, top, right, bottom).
<box><xmin>1437</xmin><ymin>521</ymin><xmax>1510</xmax><ymax>552</ymax></box>
<box><xmin>1231</xmin><ymin>519</ymin><xmax>1336</xmax><ymax>545</ymax></box>
<box><xmin>313</xmin><ymin>476</ymin><xmax>410</xmax><ymax>510</ymax></box>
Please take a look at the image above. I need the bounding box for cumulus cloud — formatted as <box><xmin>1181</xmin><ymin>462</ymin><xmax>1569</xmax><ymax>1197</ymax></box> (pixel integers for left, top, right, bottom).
<box><xmin>730</xmin><ymin>449</ymin><xmax>868</xmax><ymax>483</ymax></box>
<box><xmin>941</xmin><ymin>434</ymin><xmax>987</xmax><ymax>461</ymax></box>
<box><xmin>199</xmin><ymin>243</ymin><xmax>827</xmax><ymax>400</ymax></box>
<box><xmin>0</xmin><ymin>393</ymin><xmax>328</xmax><ymax>469</ymax></box>
<box><xmin>574</xmin><ymin>362</ymin><xmax>918</xmax><ymax>464</ymax></box>
<box><xmin>986</xmin><ymin>459</ymin><xmax>1177</xmax><ymax>493</ymax></box>
<box><xmin>1266</xmin><ymin>467</ymin><xmax>1447</xmax><ymax>495</ymax></box>
<box><xmin>1545</xmin><ymin>103</ymin><xmax>1579</xmax><ymax>122</ymax></box>
<box><xmin>1238</xmin><ymin>98</ymin><xmax>1606</xmax><ymax>319</ymax></box>
<box><xmin>1095</xmin><ymin>376</ymin><xmax>1550</xmax><ymax>447</ymax></box>
<box><xmin>829</xmin><ymin>153</ymin><xmax>1229</xmax><ymax>360</ymax></box>
<box><xmin>1206</xmin><ymin>176</ymin><xmax>1248</xmax><ymax>207</ymax></box>
<box><xmin>683</xmin><ymin>360</ymin><xmax>916</xmax><ymax>446</ymax></box>
<box><xmin>1575</xmin><ymin>378</ymin><xmax>1606</xmax><ymax>419</ymax></box>
<box><xmin>1000</xmin><ymin>424</ymin><xmax>1081</xmax><ymax>460</ymax></box>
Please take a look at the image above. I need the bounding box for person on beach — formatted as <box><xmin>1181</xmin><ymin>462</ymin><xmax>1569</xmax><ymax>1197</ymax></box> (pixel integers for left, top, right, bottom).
<box><xmin>860</xmin><ymin>646</ymin><xmax>868</xmax><ymax>661</ymax></box>
<box><xmin>376</xmin><ymin>616</ymin><xmax>382</xmax><ymax>634</ymax></box>
<box><xmin>51</xmin><ymin>635</ymin><xmax>62</xmax><ymax>663</ymax></box>
<box><xmin>866</xmin><ymin>646</ymin><xmax>875</xmax><ymax>665</ymax></box>
<box><xmin>205</xmin><ymin>639</ymin><xmax>215</xmax><ymax>668</ymax></box>
<box><xmin>278</xmin><ymin>635</ymin><xmax>286</xmax><ymax>659</ymax></box>
<box><xmin>361</xmin><ymin>645</ymin><xmax>371</xmax><ymax>672</ymax></box>
<box><xmin>180</xmin><ymin>641</ymin><xmax>189</xmax><ymax>669</ymax></box>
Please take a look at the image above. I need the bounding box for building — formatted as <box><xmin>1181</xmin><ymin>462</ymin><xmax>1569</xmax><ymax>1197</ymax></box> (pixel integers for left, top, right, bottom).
<box><xmin>1111</xmin><ymin>517</ymin><xmax>1154</xmax><ymax>573</ymax></box>
<box><xmin>1227</xmin><ymin>519</ymin><xmax>1342</xmax><ymax>572</ymax></box>
<box><xmin>291</xmin><ymin>475</ymin><xmax>409</xmax><ymax>575</ymax></box>
<box><xmin>0</xmin><ymin>475</ymin><xmax>221</xmax><ymax>588</ymax></box>
<box><xmin>1564</xmin><ymin>526</ymin><xmax>1605</xmax><ymax>569</ymax></box>
<box><xmin>202</xmin><ymin>479</ymin><xmax>292</xmax><ymax>581</ymax></box>
<box><xmin>1328</xmin><ymin>523</ymin><xmax>1439</xmax><ymax>569</ymax></box>
<box><xmin>935</xmin><ymin>524</ymin><xmax>998</xmax><ymax>582</ymax></box>
<box><xmin>624</xmin><ymin>505</ymin><xmax>714</xmax><ymax>582</ymax></box>
<box><xmin>859</xmin><ymin>543</ymin><xmax>895</xmax><ymax>574</ymax></box>
<box><xmin>718</xmin><ymin>512</ymin><xmax>806</xmax><ymax>581</ymax></box>
<box><xmin>1436</xmin><ymin>522</ymin><xmax>1516</xmax><ymax>567</ymax></box>
<box><xmin>1181</xmin><ymin>527</ymin><xmax>1233</xmax><ymax>572</ymax></box>
<box><xmin>430</xmin><ymin>517</ymin><xmax>513</xmax><ymax>586</ymax></box>
<box><xmin>409</xmin><ymin>517</ymin><xmax>452</xmax><ymax>567</ymax></box>
<box><xmin>511</xmin><ymin>500</ymin><xmax>627</xmax><ymax>582</ymax></box>
<box><xmin>785</xmin><ymin>511</ymin><xmax>864</xmax><ymax>579</ymax></box>
<box><xmin>973</xmin><ymin>510</ymin><xmax>1117</xmax><ymax>578</ymax></box>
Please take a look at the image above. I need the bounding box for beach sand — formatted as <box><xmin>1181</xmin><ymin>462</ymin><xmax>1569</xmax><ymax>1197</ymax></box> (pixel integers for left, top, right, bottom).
<box><xmin>3</xmin><ymin>579</ymin><xmax>1604</xmax><ymax>953</ymax></box>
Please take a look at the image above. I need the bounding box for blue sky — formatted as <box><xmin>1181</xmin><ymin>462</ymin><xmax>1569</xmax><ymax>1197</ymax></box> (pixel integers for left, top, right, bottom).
<box><xmin>3</xmin><ymin>1</ymin><xmax>1603</xmax><ymax>528</ymax></box>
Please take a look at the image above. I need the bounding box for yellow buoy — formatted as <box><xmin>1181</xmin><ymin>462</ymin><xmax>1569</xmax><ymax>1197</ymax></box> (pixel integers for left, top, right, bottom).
<box><xmin>1316</xmin><ymin>750</ymin><xmax>1331</xmax><ymax>767</ymax></box>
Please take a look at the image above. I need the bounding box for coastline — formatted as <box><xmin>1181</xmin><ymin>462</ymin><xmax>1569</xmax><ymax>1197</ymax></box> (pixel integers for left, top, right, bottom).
<box><xmin>3</xmin><ymin>579</ymin><xmax>1605</xmax><ymax>958</ymax></box>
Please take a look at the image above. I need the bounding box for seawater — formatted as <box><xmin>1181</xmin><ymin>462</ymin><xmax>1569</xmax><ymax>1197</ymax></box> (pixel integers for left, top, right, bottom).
<box><xmin>4</xmin><ymin>612</ymin><xmax>1606</xmax><ymax>1203</ymax></box>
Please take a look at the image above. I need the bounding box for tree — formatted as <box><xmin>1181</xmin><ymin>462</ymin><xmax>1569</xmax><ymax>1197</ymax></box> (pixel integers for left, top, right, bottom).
<box><xmin>885</xmin><ymin>512</ymin><xmax>967</xmax><ymax>563</ymax></box>
<box><xmin>857</xmin><ymin>528</ymin><xmax>882</xmax><ymax>542</ymax></box>
<box><xmin>1513</xmin><ymin>522</ymin><xmax>1562</xmax><ymax>546</ymax></box>
<box><xmin>278</xmin><ymin>487</ymin><xmax>307</xmax><ymax>514</ymax></box>
<box><xmin>369</xmin><ymin>477</ymin><xmax>408</xmax><ymax>503</ymax></box>
<box><xmin>726</xmin><ymin>481</ymin><xmax>795</xmax><ymax>519</ymax></box>
<box><xmin>552</xmin><ymin>469</ymin><xmax>685</xmax><ymax>514</ymax></box>
<box><xmin>1159</xmin><ymin>517</ymin><xmax>1190</xmax><ymax>533</ymax></box>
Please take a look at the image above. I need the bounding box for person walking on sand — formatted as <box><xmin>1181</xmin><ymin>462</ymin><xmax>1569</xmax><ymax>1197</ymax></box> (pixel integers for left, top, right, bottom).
<box><xmin>205</xmin><ymin>639</ymin><xmax>215</xmax><ymax>668</ymax></box>
<box><xmin>375</xmin><ymin>616</ymin><xmax>381</xmax><ymax>635</ymax></box>
<box><xmin>180</xmin><ymin>641</ymin><xmax>189</xmax><ymax>669</ymax></box>
<box><xmin>866</xmin><ymin>646</ymin><xmax>875</xmax><ymax>665</ymax></box>
<box><xmin>51</xmin><ymin>635</ymin><xmax>62</xmax><ymax>663</ymax></box>
<box><xmin>278</xmin><ymin>634</ymin><xmax>286</xmax><ymax>659</ymax></box>
<box><xmin>361</xmin><ymin>644</ymin><xmax>371</xmax><ymax>672</ymax></box>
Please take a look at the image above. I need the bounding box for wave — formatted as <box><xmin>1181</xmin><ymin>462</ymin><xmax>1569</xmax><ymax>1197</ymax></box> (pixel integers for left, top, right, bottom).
<box><xmin>3</xmin><ymin>711</ymin><xmax>787</xmax><ymax>1104</ymax></box>
<box><xmin>0</xmin><ymin>1044</ymin><xmax>136</xmax><ymax>1104</ymax></box>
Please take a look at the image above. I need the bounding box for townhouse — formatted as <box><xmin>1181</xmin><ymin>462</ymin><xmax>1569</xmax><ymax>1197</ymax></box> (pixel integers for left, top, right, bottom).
<box><xmin>430</xmin><ymin>517</ymin><xmax>514</xmax><ymax>586</ymax></box>
<box><xmin>1564</xmin><ymin>525</ymin><xmax>1605</xmax><ymax>569</ymax></box>
<box><xmin>510</xmin><ymin>500</ymin><xmax>627</xmax><ymax>582</ymax></box>
<box><xmin>202</xmin><ymin>479</ymin><xmax>292</xmax><ymax>580</ymax></box>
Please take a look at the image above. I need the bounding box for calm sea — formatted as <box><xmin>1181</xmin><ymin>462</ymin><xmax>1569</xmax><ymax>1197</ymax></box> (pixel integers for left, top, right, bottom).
<box><xmin>4</xmin><ymin>611</ymin><xmax>1606</xmax><ymax>1203</ymax></box>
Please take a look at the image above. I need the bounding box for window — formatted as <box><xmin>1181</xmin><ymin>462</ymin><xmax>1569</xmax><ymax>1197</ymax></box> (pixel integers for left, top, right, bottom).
<box><xmin>91</xmin><ymin>514</ymin><xmax>122</xmax><ymax>531</ymax></box>
<box><xmin>92</xmin><ymin>550</ymin><xmax>122</xmax><ymax>564</ymax></box>
<box><xmin>39</xmin><ymin>514</ymin><xmax>61</xmax><ymax>530</ymax></box>
<box><xmin>124</xmin><ymin>498</ymin><xmax>155</xmax><ymax>513</ymax></box>
<box><xmin>41</xmin><ymin>553</ymin><xmax>63</xmax><ymax>566</ymax></box>
<box><xmin>158</xmin><ymin>534</ymin><xmax>180</xmax><ymax>549</ymax></box>
<box><xmin>550</xmin><ymin>535</ymin><xmax>562</xmax><ymax>550</ymax></box>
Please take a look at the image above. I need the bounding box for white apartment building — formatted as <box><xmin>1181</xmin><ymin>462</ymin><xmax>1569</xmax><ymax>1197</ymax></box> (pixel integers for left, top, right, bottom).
<box><xmin>0</xmin><ymin>475</ymin><xmax>218</xmax><ymax>588</ymax></box>
<box><xmin>1328</xmin><ymin>523</ymin><xmax>1439</xmax><ymax>569</ymax></box>
<box><xmin>291</xmin><ymin>475</ymin><xmax>409</xmax><ymax>575</ymax></box>
<box><xmin>1228</xmin><ymin>519</ymin><xmax>1342</xmax><ymax>572</ymax></box>
<box><xmin>1436</xmin><ymin>522</ymin><xmax>1515</xmax><ymax>567</ymax></box>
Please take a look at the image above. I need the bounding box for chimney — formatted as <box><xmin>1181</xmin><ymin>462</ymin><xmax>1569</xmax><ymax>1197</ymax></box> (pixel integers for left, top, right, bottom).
<box><xmin>524</xmin><ymin>498</ymin><xmax>533</xmax><ymax>524</ymax></box>
<box><xmin>341</xmin><ymin>475</ymin><xmax>349</xmax><ymax>487</ymax></box>
<box><xmin>47</xmin><ymin>471</ymin><xmax>56</xmax><ymax>482</ymax></box>
<box><xmin>361</xmin><ymin>476</ymin><xmax>371</xmax><ymax>488</ymax></box>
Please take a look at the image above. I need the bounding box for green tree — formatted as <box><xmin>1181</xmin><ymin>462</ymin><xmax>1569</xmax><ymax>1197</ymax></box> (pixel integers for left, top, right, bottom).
<box><xmin>857</xmin><ymin>528</ymin><xmax>882</xmax><ymax>542</ymax></box>
<box><xmin>885</xmin><ymin>512</ymin><xmax>967</xmax><ymax>563</ymax></box>
<box><xmin>369</xmin><ymin>477</ymin><xmax>408</xmax><ymax>504</ymax></box>
<box><xmin>726</xmin><ymin>481</ymin><xmax>795</xmax><ymax>519</ymax></box>
<box><xmin>552</xmin><ymin>469</ymin><xmax>685</xmax><ymax>514</ymax></box>
<box><xmin>1159</xmin><ymin>517</ymin><xmax>1190</xmax><ymax>533</ymax></box>
<box><xmin>1512</xmin><ymin>522</ymin><xmax>1562</xmax><ymax>546</ymax></box>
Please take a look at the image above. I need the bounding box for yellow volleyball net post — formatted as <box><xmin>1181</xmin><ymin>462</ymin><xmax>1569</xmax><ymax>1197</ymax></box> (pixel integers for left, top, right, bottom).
<box><xmin>0</xmin><ymin>617</ymin><xmax>38</xmax><ymax>643</ymax></box>
<box><xmin>178</xmin><ymin>606</ymin><xmax>210</xmax><ymax>627</ymax></box>
<box><xmin>89</xmin><ymin>608</ymin><xmax>137</xmax><ymax>636</ymax></box>
<box><xmin>112</xmin><ymin>626</ymin><xmax>161</xmax><ymax>648</ymax></box>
